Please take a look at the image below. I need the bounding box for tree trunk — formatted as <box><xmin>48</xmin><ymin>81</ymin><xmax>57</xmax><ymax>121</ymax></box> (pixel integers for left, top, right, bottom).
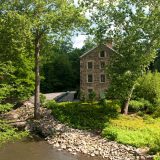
<box><xmin>121</xmin><ymin>85</ymin><xmax>135</xmax><ymax>115</ymax></box>
<box><xmin>123</xmin><ymin>97</ymin><xmax>130</xmax><ymax>115</ymax></box>
<box><xmin>34</xmin><ymin>35</ymin><xmax>41</xmax><ymax>119</ymax></box>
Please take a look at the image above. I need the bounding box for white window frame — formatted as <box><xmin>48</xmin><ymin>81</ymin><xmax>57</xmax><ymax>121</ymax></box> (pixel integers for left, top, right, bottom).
<box><xmin>87</xmin><ymin>60</ymin><xmax>94</xmax><ymax>69</ymax></box>
<box><xmin>88</xmin><ymin>88</ymin><xmax>93</xmax><ymax>94</ymax></box>
<box><xmin>99</xmin><ymin>50</ymin><xmax>106</xmax><ymax>58</ymax></box>
<box><xmin>100</xmin><ymin>61</ymin><xmax>105</xmax><ymax>69</ymax></box>
<box><xmin>100</xmin><ymin>74</ymin><xmax>106</xmax><ymax>83</ymax></box>
<box><xmin>87</xmin><ymin>74</ymin><xmax>93</xmax><ymax>83</ymax></box>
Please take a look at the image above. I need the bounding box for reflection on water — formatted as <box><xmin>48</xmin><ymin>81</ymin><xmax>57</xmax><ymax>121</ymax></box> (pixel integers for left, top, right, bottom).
<box><xmin>0</xmin><ymin>138</ymin><xmax>106</xmax><ymax>160</ymax></box>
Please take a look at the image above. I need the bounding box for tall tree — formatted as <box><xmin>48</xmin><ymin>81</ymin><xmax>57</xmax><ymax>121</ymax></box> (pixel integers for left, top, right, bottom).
<box><xmin>0</xmin><ymin>7</ymin><xmax>34</xmax><ymax>103</ymax></box>
<box><xmin>87</xmin><ymin>0</ymin><xmax>160</xmax><ymax>114</ymax></box>
<box><xmin>0</xmin><ymin>0</ymin><xmax>86</xmax><ymax>118</ymax></box>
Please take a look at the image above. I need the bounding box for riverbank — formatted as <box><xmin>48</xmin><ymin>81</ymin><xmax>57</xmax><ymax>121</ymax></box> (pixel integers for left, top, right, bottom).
<box><xmin>1</xmin><ymin>101</ymin><xmax>153</xmax><ymax>160</ymax></box>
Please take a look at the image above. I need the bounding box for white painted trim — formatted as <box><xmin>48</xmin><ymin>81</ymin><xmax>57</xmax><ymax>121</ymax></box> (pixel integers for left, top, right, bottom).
<box><xmin>80</xmin><ymin>44</ymin><xmax>120</xmax><ymax>59</ymax></box>
<box><xmin>80</xmin><ymin>46</ymin><xmax>97</xmax><ymax>58</ymax></box>
<box><xmin>99</xmin><ymin>74</ymin><xmax>106</xmax><ymax>83</ymax></box>
<box><xmin>99</xmin><ymin>61</ymin><xmax>105</xmax><ymax>69</ymax></box>
<box><xmin>87</xmin><ymin>60</ymin><xmax>94</xmax><ymax>69</ymax></box>
<box><xmin>99</xmin><ymin>50</ymin><xmax>106</xmax><ymax>58</ymax></box>
<box><xmin>87</xmin><ymin>74</ymin><xmax>94</xmax><ymax>83</ymax></box>
<box><xmin>87</xmin><ymin>87</ymin><xmax>94</xmax><ymax>93</ymax></box>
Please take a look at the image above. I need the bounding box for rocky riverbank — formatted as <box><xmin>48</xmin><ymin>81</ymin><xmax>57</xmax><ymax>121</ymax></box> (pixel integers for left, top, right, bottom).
<box><xmin>1</xmin><ymin>101</ymin><xmax>153</xmax><ymax>160</ymax></box>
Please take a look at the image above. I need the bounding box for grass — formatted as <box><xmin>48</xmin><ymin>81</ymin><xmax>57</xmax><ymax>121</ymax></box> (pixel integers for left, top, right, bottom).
<box><xmin>102</xmin><ymin>115</ymin><xmax>160</xmax><ymax>154</ymax></box>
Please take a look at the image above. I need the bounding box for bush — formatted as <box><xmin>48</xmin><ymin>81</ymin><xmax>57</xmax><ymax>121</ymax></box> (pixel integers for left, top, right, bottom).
<box><xmin>0</xmin><ymin>103</ymin><xmax>13</xmax><ymax>113</ymax></box>
<box><xmin>101</xmin><ymin>100</ymin><xmax>121</xmax><ymax>114</ymax></box>
<box><xmin>44</xmin><ymin>100</ymin><xmax>58</xmax><ymax>109</ymax></box>
<box><xmin>154</xmin><ymin>154</ymin><xmax>160</xmax><ymax>160</ymax></box>
<box><xmin>88</xmin><ymin>91</ymin><xmax>96</xmax><ymax>103</ymax></box>
<box><xmin>129</xmin><ymin>99</ymin><xmax>152</xmax><ymax>112</ymax></box>
<box><xmin>47</xmin><ymin>101</ymin><xmax>118</xmax><ymax>130</ymax></box>
<box><xmin>40</xmin><ymin>93</ymin><xmax>46</xmax><ymax>106</ymax></box>
<box><xmin>0</xmin><ymin>120</ymin><xmax>29</xmax><ymax>145</ymax></box>
<box><xmin>153</xmin><ymin>108</ymin><xmax>160</xmax><ymax>118</ymax></box>
<box><xmin>134</xmin><ymin>71</ymin><xmax>160</xmax><ymax>106</ymax></box>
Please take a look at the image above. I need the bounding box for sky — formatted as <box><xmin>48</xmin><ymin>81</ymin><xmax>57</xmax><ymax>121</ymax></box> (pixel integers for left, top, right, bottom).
<box><xmin>72</xmin><ymin>35</ymin><xmax>87</xmax><ymax>48</ymax></box>
<box><xmin>72</xmin><ymin>0</ymin><xmax>90</xmax><ymax>49</ymax></box>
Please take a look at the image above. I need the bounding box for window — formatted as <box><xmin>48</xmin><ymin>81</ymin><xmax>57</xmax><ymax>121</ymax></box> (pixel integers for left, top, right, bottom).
<box><xmin>100</xmin><ymin>74</ymin><xmax>105</xmax><ymax>83</ymax></box>
<box><xmin>87</xmin><ymin>74</ymin><xmax>93</xmax><ymax>83</ymax></box>
<box><xmin>88</xmin><ymin>88</ymin><xmax>93</xmax><ymax>93</ymax></box>
<box><xmin>100</xmin><ymin>61</ymin><xmax>105</xmax><ymax>69</ymax></box>
<box><xmin>99</xmin><ymin>51</ymin><xmax>105</xmax><ymax>58</ymax></box>
<box><xmin>87</xmin><ymin>61</ymin><xmax>93</xmax><ymax>69</ymax></box>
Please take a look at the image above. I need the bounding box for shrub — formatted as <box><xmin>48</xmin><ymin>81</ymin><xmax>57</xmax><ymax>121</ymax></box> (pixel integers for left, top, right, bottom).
<box><xmin>44</xmin><ymin>100</ymin><xmax>58</xmax><ymax>109</ymax></box>
<box><xmin>101</xmin><ymin>100</ymin><xmax>121</xmax><ymax>114</ymax></box>
<box><xmin>0</xmin><ymin>103</ymin><xmax>13</xmax><ymax>113</ymax></box>
<box><xmin>134</xmin><ymin>71</ymin><xmax>160</xmax><ymax>105</ymax></box>
<box><xmin>153</xmin><ymin>108</ymin><xmax>160</xmax><ymax>118</ymax></box>
<box><xmin>47</xmin><ymin>101</ymin><xmax>118</xmax><ymax>130</ymax></box>
<box><xmin>40</xmin><ymin>93</ymin><xmax>46</xmax><ymax>106</ymax></box>
<box><xmin>0</xmin><ymin>120</ymin><xmax>29</xmax><ymax>145</ymax></box>
<box><xmin>88</xmin><ymin>91</ymin><xmax>96</xmax><ymax>103</ymax></box>
<box><xmin>129</xmin><ymin>99</ymin><xmax>152</xmax><ymax>112</ymax></box>
<box><xmin>80</xmin><ymin>91</ymin><xmax>86</xmax><ymax>102</ymax></box>
<box><xmin>154</xmin><ymin>153</ymin><xmax>160</xmax><ymax>160</ymax></box>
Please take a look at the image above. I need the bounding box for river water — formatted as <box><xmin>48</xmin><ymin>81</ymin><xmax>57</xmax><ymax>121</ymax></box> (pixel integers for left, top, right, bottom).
<box><xmin>0</xmin><ymin>138</ymin><xmax>105</xmax><ymax>160</ymax></box>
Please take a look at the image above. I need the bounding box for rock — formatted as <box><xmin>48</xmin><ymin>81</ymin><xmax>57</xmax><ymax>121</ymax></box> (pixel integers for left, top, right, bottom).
<box><xmin>71</xmin><ymin>152</ymin><xmax>77</xmax><ymax>155</ymax></box>
<box><xmin>91</xmin><ymin>153</ymin><xmax>95</xmax><ymax>156</ymax></box>
<box><xmin>136</xmin><ymin>148</ymin><xmax>150</xmax><ymax>155</ymax></box>
<box><xmin>68</xmin><ymin>148</ymin><xmax>72</xmax><ymax>152</ymax></box>
<box><xmin>61</xmin><ymin>144</ymin><xmax>66</xmax><ymax>149</ymax></box>
<box><xmin>54</xmin><ymin>143</ymin><xmax>60</xmax><ymax>147</ymax></box>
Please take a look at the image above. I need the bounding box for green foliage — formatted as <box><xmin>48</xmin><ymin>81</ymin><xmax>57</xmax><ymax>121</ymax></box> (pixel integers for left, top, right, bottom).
<box><xmin>134</xmin><ymin>72</ymin><xmax>160</xmax><ymax>105</ymax></box>
<box><xmin>154</xmin><ymin>153</ymin><xmax>160</xmax><ymax>160</ymax></box>
<box><xmin>44</xmin><ymin>100</ymin><xmax>58</xmax><ymax>108</ymax></box>
<box><xmin>40</xmin><ymin>94</ymin><xmax>47</xmax><ymax>106</ymax></box>
<box><xmin>129</xmin><ymin>99</ymin><xmax>152</xmax><ymax>112</ymax></box>
<box><xmin>46</xmin><ymin>101</ymin><xmax>118</xmax><ymax>130</ymax></box>
<box><xmin>80</xmin><ymin>91</ymin><xmax>87</xmax><ymax>102</ymax></box>
<box><xmin>40</xmin><ymin>37</ymin><xmax>92</xmax><ymax>93</ymax></box>
<box><xmin>0</xmin><ymin>120</ymin><xmax>29</xmax><ymax>145</ymax></box>
<box><xmin>0</xmin><ymin>103</ymin><xmax>13</xmax><ymax>113</ymax></box>
<box><xmin>88</xmin><ymin>91</ymin><xmax>96</xmax><ymax>103</ymax></box>
<box><xmin>89</xmin><ymin>0</ymin><xmax>160</xmax><ymax>114</ymax></box>
<box><xmin>133</xmin><ymin>72</ymin><xmax>160</xmax><ymax>115</ymax></box>
<box><xmin>0</xmin><ymin>9</ymin><xmax>35</xmax><ymax>103</ymax></box>
<box><xmin>153</xmin><ymin>108</ymin><xmax>160</xmax><ymax>118</ymax></box>
<box><xmin>102</xmin><ymin>115</ymin><xmax>160</xmax><ymax>154</ymax></box>
<box><xmin>41</xmin><ymin>54</ymin><xmax>75</xmax><ymax>92</ymax></box>
<box><xmin>101</xmin><ymin>100</ymin><xmax>121</xmax><ymax>116</ymax></box>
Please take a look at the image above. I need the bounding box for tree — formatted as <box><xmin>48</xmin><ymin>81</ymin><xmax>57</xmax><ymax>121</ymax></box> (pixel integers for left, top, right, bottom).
<box><xmin>0</xmin><ymin>8</ymin><xmax>34</xmax><ymax>103</ymax></box>
<box><xmin>0</xmin><ymin>0</ymin><xmax>86</xmax><ymax>118</ymax></box>
<box><xmin>88</xmin><ymin>0</ymin><xmax>160</xmax><ymax>114</ymax></box>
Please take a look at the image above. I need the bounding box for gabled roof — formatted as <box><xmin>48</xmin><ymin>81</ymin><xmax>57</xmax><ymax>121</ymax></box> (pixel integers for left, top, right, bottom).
<box><xmin>80</xmin><ymin>44</ymin><xmax>118</xmax><ymax>59</ymax></box>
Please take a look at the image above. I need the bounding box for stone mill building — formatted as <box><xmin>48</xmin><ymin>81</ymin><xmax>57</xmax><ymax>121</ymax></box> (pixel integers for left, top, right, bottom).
<box><xmin>80</xmin><ymin>43</ymin><xmax>114</xmax><ymax>99</ymax></box>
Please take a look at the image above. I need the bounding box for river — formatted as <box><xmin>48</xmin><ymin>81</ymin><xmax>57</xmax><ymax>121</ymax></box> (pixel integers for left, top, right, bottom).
<box><xmin>0</xmin><ymin>138</ymin><xmax>105</xmax><ymax>160</ymax></box>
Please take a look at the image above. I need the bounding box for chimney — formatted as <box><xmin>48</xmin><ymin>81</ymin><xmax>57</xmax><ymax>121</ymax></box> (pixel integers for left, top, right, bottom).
<box><xmin>106</xmin><ymin>41</ymin><xmax>113</xmax><ymax>48</ymax></box>
<box><xmin>105</xmin><ymin>38</ymin><xmax>113</xmax><ymax>48</ymax></box>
